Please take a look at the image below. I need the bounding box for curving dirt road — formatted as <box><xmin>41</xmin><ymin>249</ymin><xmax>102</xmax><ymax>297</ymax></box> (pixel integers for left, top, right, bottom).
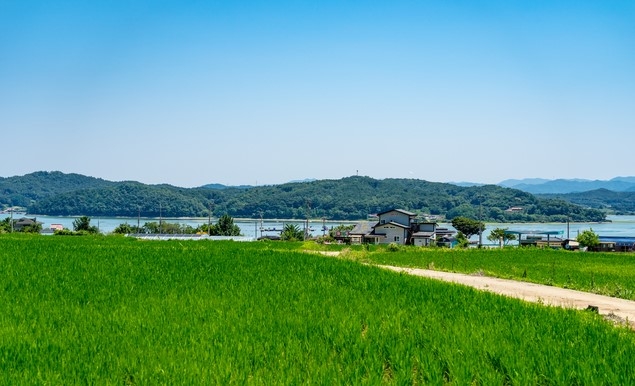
<box><xmin>380</xmin><ymin>265</ymin><xmax>635</xmax><ymax>328</ymax></box>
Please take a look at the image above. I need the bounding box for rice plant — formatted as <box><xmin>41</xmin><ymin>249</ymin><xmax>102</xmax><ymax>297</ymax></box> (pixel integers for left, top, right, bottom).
<box><xmin>0</xmin><ymin>235</ymin><xmax>634</xmax><ymax>384</ymax></box>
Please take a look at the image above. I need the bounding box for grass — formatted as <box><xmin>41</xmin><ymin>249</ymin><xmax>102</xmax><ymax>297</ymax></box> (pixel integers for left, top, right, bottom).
<box><xmin>1</xmin><ymin>235</ymin><xmax>635</xmax><ymax>384</ymax></box>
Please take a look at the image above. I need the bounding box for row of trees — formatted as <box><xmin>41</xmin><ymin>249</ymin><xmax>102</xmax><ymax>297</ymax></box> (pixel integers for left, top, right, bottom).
<box><xmin>111</xmin><ymin>214</ymin><xmax>241</xmax><ymax>236</ymax></box>
<box><xmin>0</xmin><ymin>214</ymin><xmax>244</xmax><ymax>237</ymax></box>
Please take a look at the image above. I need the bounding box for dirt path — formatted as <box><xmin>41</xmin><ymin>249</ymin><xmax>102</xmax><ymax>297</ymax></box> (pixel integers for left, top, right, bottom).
<box><xmin>380</xmin><ymin>265</ymin><xmax>635</xmax><ymax>328</ymax></box>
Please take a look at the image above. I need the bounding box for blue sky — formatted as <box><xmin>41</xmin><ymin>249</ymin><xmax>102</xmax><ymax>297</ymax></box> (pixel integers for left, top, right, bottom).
<box><xmin>1</xmin><ymin>0</ymin><xmax>633</xmax><ymax>187</ymax></box>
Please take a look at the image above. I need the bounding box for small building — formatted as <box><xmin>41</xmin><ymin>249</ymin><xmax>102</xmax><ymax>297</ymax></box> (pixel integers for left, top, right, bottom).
<box><xmin>505</xmin><ymin>230</ymin><xmax>563</xmax><ymax>248</ymax></box>
<box><xmin>13</xmin><ymin>217</ymin><xmax>41</xmax><ymax>231</ymax></box>
<box><xmin>347</xmin><ymin>221</ymin><xmax>374</xmax><ymax>244</ymax></box>
<box><xmin>258</xmin><ymin>235</ymin><xmax>281</xmax><ymax>241</ymax></box>
<box><xmin>597</xmin><ymin>236</ymin><xmax>635</xmax><ymax>252</ymax></box>
<box><xmin>412</xmin><ymin>222</ymin><xmax>438</xmax><ymax>247</ymax></box>
<box><xmin>561</xmin><ymin>239</ymin><xmax>580</xmax><ymax>251</ymax></box>
<box><xmin>592</xmin><ymin>241</ymin><xmax>616</xmax><ymax>252</ymax></box>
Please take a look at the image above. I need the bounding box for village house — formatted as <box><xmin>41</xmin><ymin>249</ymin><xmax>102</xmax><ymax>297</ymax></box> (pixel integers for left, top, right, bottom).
<box><xmin>346</xmin><ymin>221</ymin><xmax>374</xmax><ymax>244</ymax></box>
<box><xmin>369</xmin><ymin>209</ymin><xmax>416</xmax><ymax>244</ymax></box>
<box><xmin>411</xmin><ymin>221</ymin><xmax>439</xmax><ymax>246</ymax></box>
<box><xmin>13</xmin><ymin>217</ymin><xmax>42</xmax><ymax>231</ymax></box>
<box><xmin>348</xmin><ymin>209</ymin><xmax>455</xmax><ymax>246</ymax></box>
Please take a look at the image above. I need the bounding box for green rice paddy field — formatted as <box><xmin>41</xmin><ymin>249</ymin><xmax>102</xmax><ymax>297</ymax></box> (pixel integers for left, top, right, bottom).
<box><xmin>2</xmin><ymin>235</ymin><xmax>635</xmax><ymax>384</ymax></box>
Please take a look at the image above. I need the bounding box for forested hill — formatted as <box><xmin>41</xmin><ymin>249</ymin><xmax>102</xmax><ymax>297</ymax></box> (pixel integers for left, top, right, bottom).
<box><xmin>0</xmin><ymin>171</ymin><xmax>114</xmax><ymax>207</ymax></box>
<box><xmin>538</xmin><ymin>189</ymin><xmax>635</xmax><ymax>215</ymax></box>
<box><xmin>5</xmin><ymin>172</ymin><xmax>606</xmax><ymax>222</ymax></box>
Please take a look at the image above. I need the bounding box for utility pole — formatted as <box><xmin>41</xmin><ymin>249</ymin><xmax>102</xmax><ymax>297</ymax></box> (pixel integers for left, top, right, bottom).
<box><xmin>478</xmin><ymin>196</ymin><xmax>483</xmax><ymax>248</ymax></box>
<box><xmin>159</xmin><ymin>203</ymin><xmax>163</xmax><ymax>234</ymax></box>
<box><xmin>208</xmin><ymin>200</ymin><xmax>214</xmax><ymax>236</ymax></box>
<box><xmin>304</xmin><ymin>199</ymin><xmax>311</xmax><ymax>241</ymax></box>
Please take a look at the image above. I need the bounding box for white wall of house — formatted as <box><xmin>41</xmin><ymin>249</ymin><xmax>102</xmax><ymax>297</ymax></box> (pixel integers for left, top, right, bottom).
<box><xmin>414</xmin><ymin>238</ymin><xmax>425</xmax><ymax>247</ymax></box>
<box><xmin>378</xmin><ymin>211</ymin><xmax>412</xmax><ymax>227</ymax></box>
<box><xmin>413</xmin><ymin>237</ymin><xmax>434</xmax><ymax>247</ymax></box>
<box><xmin>374</xmin><ymin>224</ymin><xmax>408</xmax><ymax>244</ymax></box>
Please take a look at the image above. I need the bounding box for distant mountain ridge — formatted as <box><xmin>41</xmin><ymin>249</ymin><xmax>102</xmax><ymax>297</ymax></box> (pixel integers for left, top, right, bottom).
<box><xmin>0</xmin><ymin>171</ymin><xmax>606</xmax><ymax>222</ymax></box>
<box><xmin>537</xmin><ymin>189</ymin><xmax>635</xmax><ymax>215</ymax></box>
<box><xmin>498</xmin><ymin>178</ymin><xmax>551</xmax><ymax>187</ymax></box>
<box><xmin>496</xmin><ymin>177</ymin><xmax>635</xmax><ymax>194</ymax></box>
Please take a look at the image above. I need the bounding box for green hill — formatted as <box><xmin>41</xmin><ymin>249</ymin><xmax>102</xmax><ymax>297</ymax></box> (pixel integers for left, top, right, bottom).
<box><xmin>3</xmin><ymin>172</ymin><xmax>606</xmax><ymax>222</ymax></box>
<box><xmin>0</xmin><ymin>171</ymin><xmax>114</xmax><ymax>208</ymax></box>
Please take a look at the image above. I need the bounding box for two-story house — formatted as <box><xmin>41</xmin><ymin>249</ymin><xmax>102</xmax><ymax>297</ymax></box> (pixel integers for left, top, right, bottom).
<box><xmin>368</xmin><ymin>209</ymin><xmax>417</xmax><ymax>245</ymax></box>
<box><xmin>349</xmin><ymin>208</ymin><xmax>455</xmax><ymax>246</ymax></box>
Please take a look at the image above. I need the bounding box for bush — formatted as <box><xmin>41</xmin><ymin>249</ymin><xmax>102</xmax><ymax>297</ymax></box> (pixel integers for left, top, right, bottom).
<box><xmin>387</xmin><ymin>242</ymin><xmax>400</xmax><ymax>252</ymax></box>
<box><xmin>577</xmin><ymin>228</ymin><xmax>600</xmax><ymax>249</ymax></box>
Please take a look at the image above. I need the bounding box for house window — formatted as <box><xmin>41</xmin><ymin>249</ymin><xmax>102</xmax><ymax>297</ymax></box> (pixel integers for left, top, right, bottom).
<box><xmin>394</xmin><ymin>236</ymin><xmax>400</xmax><ymax>242</ymax></box>
<box><xmin>381</xmin><ymin>220</ymin><xmax>386</xmax><ymax>224</ymax></box>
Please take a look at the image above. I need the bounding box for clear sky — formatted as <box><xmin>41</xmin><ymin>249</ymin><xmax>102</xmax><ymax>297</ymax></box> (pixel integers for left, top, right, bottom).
<box><xmin>1</xmin><ymin>0</ymin><xmax>633</xmax><ymax>187</ymax></box>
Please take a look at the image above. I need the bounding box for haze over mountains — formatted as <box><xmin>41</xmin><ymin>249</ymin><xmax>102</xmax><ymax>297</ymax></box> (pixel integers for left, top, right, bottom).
<box><xmin>496</xmin><ymin>177</ymin><xmax>635</xmax><ymax>194</ymax></box>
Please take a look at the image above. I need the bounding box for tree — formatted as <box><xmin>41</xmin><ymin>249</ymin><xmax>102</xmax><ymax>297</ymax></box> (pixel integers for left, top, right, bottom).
<box><xmin>577</xmin><ymin>228</ymin><xmax>600</xmax><ymax>250</ymax></box>
<box><xmin>328</xmin><ymin>224</ymin><xmax>355</xmax><ymax>238</ymax></box>
<box><xmin>210</xmin><ymin>214</ymin><xmax>241</xmax><ymax>236</ymax></box>
<box><xmin>0</xmin><ymin>217</ymin><xmax>11</xmax><ymax>233</ymax></box>
<box><xmin>451</xmin><ymin>216</ymin><xmax>485</xmax><ymax>239</ymax></box>
<box><xmin>143</xmin><ymin>221</ymin><xmax>160</xmax><ymax>234</ymax></box>
<box><xmin>21</xmin><ymin>222</ymin><xmax>42</xmax><ymax>233</ymax></box>
<box><xmin>113</xmin><ymin>223</ymin><xmax>133</xmax><ymax>234</ymax></box>
<box><xmin>487</xmin><ymin>227</ymin><xmax>517</xmax><ymax>246</ymax></box>
<box><xmin>73</xmin><ymin>216</ymin><xmax>99</xmax><ymax>234</ymax></box>
<box><xmin>281</xmin><ymin>224</ymin><xmax>304</xmax><ymax>241</ymax></box>
<box><xmin>455</xmin><ymin>232</ymin><xmax>470</xmax><ymax>248</ymax></box>
<box><xmin>112</xmin><ymin>223</ymin><xmax>143</xmax><ymax>235</ymax></box>
<box><xmin>160</xmin><ymin>222</ymin><xmax>185</xmax><ymax>234</ymax></box>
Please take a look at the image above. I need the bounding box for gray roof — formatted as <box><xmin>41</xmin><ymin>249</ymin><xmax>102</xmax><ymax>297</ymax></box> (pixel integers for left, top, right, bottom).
<box><xmin>505</xmin><ymin>230</ymin><xmax>563</xmax><ymax>236</ymax></box>
<box><xmin>376</xmin><ymin>208</ymin><xmax>417</xmax><ymax>217</ymax></box>
<box><xmin>15</xmin><ymin>218</ymin><xmax>38</xmax><ymax>226</ymax></box>
<box><xmin>412</xmin><ymin>231</ymin><xmax>435</xmax><ymax>238</ymax></box>
<box><xmin>349</xmin><ymin>221</ymin><xmax>375</xmax><ymax>235</ymax></box>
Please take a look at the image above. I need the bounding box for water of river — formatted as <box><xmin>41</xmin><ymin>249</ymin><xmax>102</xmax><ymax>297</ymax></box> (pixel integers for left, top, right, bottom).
<box><xmin>18</xmin><ymin>214</ymin><xmax>635</xmax><ymax>240</ymax></box>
